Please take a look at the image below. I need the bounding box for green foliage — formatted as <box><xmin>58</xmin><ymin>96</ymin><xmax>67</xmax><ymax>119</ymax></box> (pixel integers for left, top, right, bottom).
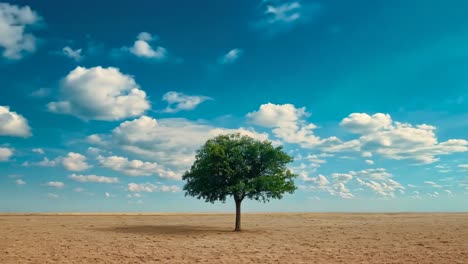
<box><xmin>182</xmin><ymin>133</ymin><xmax>297</xmax><ymax>204</ymax></box>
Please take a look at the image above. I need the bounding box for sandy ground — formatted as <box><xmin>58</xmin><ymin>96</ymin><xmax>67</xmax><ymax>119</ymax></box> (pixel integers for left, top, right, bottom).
<box><xmin>0</xmin><ymin>213</ymin><xmax>467</xmax><ymax>264</ymax></box>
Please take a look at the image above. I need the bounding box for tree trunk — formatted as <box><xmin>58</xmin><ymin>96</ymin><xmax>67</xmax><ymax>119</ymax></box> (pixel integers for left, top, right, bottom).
<box><xmin>234</xmin><ymin>198</ymin><xmax>241</xmax><ymax>231</ymax></box>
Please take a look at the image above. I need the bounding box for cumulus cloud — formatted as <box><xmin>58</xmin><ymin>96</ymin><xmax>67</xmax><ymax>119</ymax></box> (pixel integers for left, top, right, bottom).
<box><xmin>127</xmin><ymin>182</ymin><xmax>180</xmax><ymax>193</ymax></box>
<box><xmin>62</xmin><ymin>46</ymin><xmax>82</xmax><ymax>61</ymax></box>
<box><xmin>301</xmin><ymin>167</ymin><xmax>403</xmax><ymax>199</ymax></box>
<box><xmin>47</xmin><ymin>193</ymin><xmax>59</xmax><ymax>199</ymax></box>
<box><xmin>0</xmin><ymin>3</ymin><xmax>42</xmax><ymax>59</ymax></box>
<box><xmin>254</xmin><ymin>1</ymin><xmax>321</xmax><ymax>36</ymax></box>
<box><xmin>458</xmin><ymin>164</ymin><xmax>468</xmax><ymax>171</ymax></box>
<box><xmin>46</xmin><ymin>181</ymin><xmax>64</xmax><ymax>188</ymax></box>
<box><xmin>356</xmin><ymin>178</ymin><xmax>404</xmax><ymax>198</ymax></box>
<box><xmin>29</xmin><ymin>88</ymin><xmax>50</xmax><ymax>98</ymax></box>
<box><xmin>0</xmin><ymin>147</ymin><xmax>13</xmax><ymax>161</ymax></box>
<box><xmin>97</xmin><ymin>155</ymin><xmax>178</xmax><ymax>179</ymax></box>
<box><xmin>365</xmin><ymin>159</ymin><xmax>374</xmax><ymax>165</ymax></box>
<box><xmin>89</xmin><ymin>116</ymin><xmax>271</xmax><ymax>173</ymax></box>
<box><xmin>0</xmin><ymin>106</ymin><xmax>32</xmax><ymax>137</ymax></box>
<box><xmin>62</xmin><ymin>152</ymin><xmax>91</xmax><ymax>171</ymax></box>
<box><xmin>47</xmin><ymin>66</ymin><xmax>150</xmax><ymax>121</ymax></box>
<box><xmin>339</xmin><ymin>113</ymin><xmax>468</xmax><ymax>164</ymax></box>
<box><xmin>22</xmin><ymin>157</ymin><xmax>57</xmax><ymax>167</ymax></box>
<box><xmin>32</xmin><ymin>148</ymin><xmax>44</xmax><ymax>154</ymax></box>
<box><xmin>15</xmin><ymin>179</ymin><xmax>25</xmax><ymax>185</ymax></box>
<box><xmin>162</xmin><ymin>91</ymin><xmax>212</xmax><ymax>113</ymax></box>
<box><xmin>125</xmin><ymin>32</ymin><xmax>167</xmax><ymax>60</ymax></box>
<box><xmin>247</xmin><ymin>103</ymin><xmax>341</xmax><ymax>148</ymax></box>
<box><xmin>424</xmin><ymin>181</ymin><xmax>443</xmax><ymax>188</ymax></box>
<box><xmin>69</xmin><ymin>174</ymin><xmax>119</xmax><ymax>184</ymax></box>
<box><xmin>218</xmin><ymin>48</ymin><xmax>243</xmax><ymax>64</ymax></box>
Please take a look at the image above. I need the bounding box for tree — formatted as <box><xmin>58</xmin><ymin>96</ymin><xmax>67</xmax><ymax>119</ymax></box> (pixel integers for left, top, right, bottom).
<box><xmin>182</xmin><ymin>133</ymin><xmax>297</xmax><ymax>231</ymax></box>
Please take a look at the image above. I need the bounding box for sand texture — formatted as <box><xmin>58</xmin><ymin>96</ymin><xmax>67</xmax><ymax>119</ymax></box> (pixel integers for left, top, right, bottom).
<box><xmin>0</xmin><ymin>213</ymin><xmax>467</xmax><ymax>263</ymax></box>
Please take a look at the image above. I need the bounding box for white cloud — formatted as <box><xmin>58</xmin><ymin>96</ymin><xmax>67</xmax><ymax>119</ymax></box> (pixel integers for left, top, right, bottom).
<box><xmin>0</xmin><ymin>3</ymin><xmax>42</xmax><ymax>59</ymax></box>
<box><xmin>248</xmin><ymin>103</ymin><xmax>308</xmax><ymax>129</ymax></box>
<box><xmin>46</xmin><ymin>181</ymin><xmax>64</xmax><ymax>188</ymax></box>
<box><xmin>127</xmin><ymin>182</ymin><xmax>180</xmax><ymax>193</ymax></box>
<box><xmin>410</xmin><ymin>191</ymin><xmax>420</xmax><ymax>199</ymax></box>
<box><xmin>365</xmin><ymin>159</ymin><xmax>374</xmax><ymax>165</ymax></box>
<box><xmin>32</xmin><ymin>148</ymin><xmax>44</xmax><ymax>154</ymax></box>
<box><xmin>356</xmin><ymin>178</ymin><xmax>404</xmax><ymax>198</ymax></box>
<box><xmin>15</xmin><ymin>179</ymin><xmax>25</xmax><ymax>185</ymax></box>
<box><xmin>304</xmin><ymin>174</ymin><xmax>329</xmax><ymax>187</ymax></box>
<box><xmin>331</xmin><ymin>173</ymin><xmax>353</xmax><ymax>183</ymax></box>
<box><xmin>47</xmin><ymin>193</ymin><xmax>59</xmax><ymax>199</ymax></box>
<box><xmin>218</xmin><ymin>48</ymin><xmax>243</xmax><ymax>64</ymax></box>
<box><xmin>444</xmin><ymin>190</ymin><xmax>454</xmax><ymax>197</ymax></box>
<box><xmin>305</xmin><ymin>167</ymin><xmax>402</xmax><ymax>199</ymax></box>
<box><xmin>105</xmin><ymin>192</ymin><xmax>111</xmax><ymax>198</ymax></box>
<box><xmin>0</xmin><ymin>106</ymin><xmax>32</xmax><ymax>137</ymax></box>
<box><xmin>48</xmin><ymin>66</ymin><xmax>150</xmax><ymax>121</ymax></box>
<box><xmin>62</xmin><ymin>152</ymin><xmax>91</xmax><ymax>171</ymax></box>
<box><xmin>458</xmin><ymin>164</ymin><xmax>468</xmax><ymax>171</ymax></box>
<box><xmin>69</xmin><ymin>174</ymin><xmax>119</xmax><ymax>184</ymax></box>
<box><xmin>97</xmin><ymin>155</ymin><xmax>178</xmax><ymax>179</ymax></box>
<box><xmin>339</xmin><ymin>113</ymin><xmax>468</xmax><ymax>163</ymax></box>
<box><xmin>62</xmin><ymin>46</ymin><xmax>82</xmax><ymax>61</ymax></box>
<box><xmin>0</xmin><ymin>147</ymin><xmax>13</xmax><ymax>161</ymax></box>
<box><xmin>341</xmin><ymin>113</ymin><xmax>393</xmax><ymax>133</ymax></box>
<box><xmin>254</xmin><ymin>1</ymin><xmax>321</xmax><ymax>36</ymax></box>
<box><xmin>29</xmin><ymin>88</ymin><xmax>50</xmax><ymax>98</ymax></box>
<box><xmin>354</xmin><ymin>168</ymin><xmax>391</xmax><ymax>180</ymax></box>
<box><xmin>247</xmin><ymin>103</ymin><xmax>344</xmax><ymax>150</ymax></box>
<box><xmin>89</xmin><ymin>116</ymin><xmax>271</xmax><ymax>173</ymax></box>
<box><xmin>424</xmin><ymin>181</ymin><xmax>443</xmax><ymax>188</ymax></box>
<box><xmin>127</xmin><ymin>32</ymin><xmax>167</xmax><ymax>60</ymax></box>
<box><xmin>162</xmin><ymin>91</ymin><xmax>212</xmax><ymax>113</ymax></box>
<box><xmin>22</xmin><ymin>157</ymin><xmax>57</xmax><ymax>167</ymax></box>
<box><xmin>74</xmin><ymin>187</ymin><xmax>85</xmax><ymax>193</ymax></box>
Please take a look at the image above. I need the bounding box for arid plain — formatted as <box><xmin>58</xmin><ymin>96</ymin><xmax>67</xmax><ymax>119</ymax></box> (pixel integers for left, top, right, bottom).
<box><xmin>1</xmin><ymin>213</ymin><xmax>467</xmax><ymax>263</ymax></box>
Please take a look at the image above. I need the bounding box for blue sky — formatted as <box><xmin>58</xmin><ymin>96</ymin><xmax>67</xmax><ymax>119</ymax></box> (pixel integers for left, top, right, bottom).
<box><xmin>1</xmin><ymin>0</ymin><xmax>467</xmax><ymax>212</ymax></box>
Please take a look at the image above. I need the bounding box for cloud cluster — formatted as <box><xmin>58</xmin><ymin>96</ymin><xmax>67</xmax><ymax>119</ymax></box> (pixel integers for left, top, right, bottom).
<box><xmin>97</xmin><ymin>155</ymin><xmax>178</xmax><ymax>179</ymax></box>
<box><xmin>340</xmin><ymin>113</ymin><xmax>468</xmax><ymax>163</ymax></box>
<box><xmin>247</xmin><ymin>103</ymin><xmax>339</xmax><ymax>148</ymax></box>
<box><xmin>88</xmin><ymin>116</ymin><xmax>271</xmax><ymax>174</ymax></box>
<box><xmin>48</xmin><ymin>66</ymin><xmax>150</xmax><ymax>121</ymax></box>
<box><xmin>69</xmin><ymin>174</ymin><xmax>119</xmax><ymax>183</ymax></box>
<box><xmin>0</xmin><ymin>3</ymin><xmax>42</xmax><ymax>59</ymax></box>
<box><xmin>127</xmin><ymin>182</ymin><xmax>180</xmax><ymax>193</ymax></box>
<box><xmin>249</xmin><ymin>104</ymin><xmax>468</xmax><ymax>164</ymax></box>
<box><xmin>162</xmin><ymin>91</ymin><xmax>212</xmax><ymax>113</ymax></box>
<box><xmin>0</xmin><ymin>106</ymin><xmax>32</xmax><ymax>137</ymax></box>
<box><xmin>254</xmin><ymin>1</ymin><xmax>321</xmax><ymax>36</ymax></box>
<box><xmin>300</xmin><ymin>166</ymin><xmax>404</xmax><ymax>199</ymax></box>
<box><xmin>62</xmin><ymin>152</ymin><xmax>91</xmax><ymax>171</ymax></box>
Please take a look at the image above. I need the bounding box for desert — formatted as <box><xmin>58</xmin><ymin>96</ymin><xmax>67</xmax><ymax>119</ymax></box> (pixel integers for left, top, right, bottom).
<box><xmin>1</xmin><ymin>213</ymin><xmax>467</xmax><ymax>264</ymax></box>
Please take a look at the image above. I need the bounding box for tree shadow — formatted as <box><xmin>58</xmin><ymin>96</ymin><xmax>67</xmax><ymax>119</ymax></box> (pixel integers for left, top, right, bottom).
<box><xmin>96</xmin><ymin>224</ymin><xmax>234</xmax><ymax>235</ymax></box>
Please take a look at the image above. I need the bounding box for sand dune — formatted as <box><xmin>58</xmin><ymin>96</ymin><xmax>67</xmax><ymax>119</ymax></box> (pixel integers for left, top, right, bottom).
<box><xmin>1</xmin><ymin>213</ymin><xmax>467</xmax><ymax>263</ymax></box>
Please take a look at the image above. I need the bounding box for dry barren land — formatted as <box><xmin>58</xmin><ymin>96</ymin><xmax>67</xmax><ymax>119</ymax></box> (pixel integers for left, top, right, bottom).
<box><xmin>0</xmin><ymin>213</ymin><xmax>467</xmax><ymax>263</ymax></box>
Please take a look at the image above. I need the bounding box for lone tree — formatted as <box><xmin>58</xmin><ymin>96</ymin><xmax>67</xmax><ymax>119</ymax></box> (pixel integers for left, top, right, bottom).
<box><xmin>182</xmin><ymin>133</ymin><xmax>297</xmax><ymax>231</ymax></box>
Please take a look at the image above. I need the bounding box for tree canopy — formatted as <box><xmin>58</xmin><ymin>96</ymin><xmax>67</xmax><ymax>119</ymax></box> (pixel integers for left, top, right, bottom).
<box><xmin>182</xmin><ymin>133</ymin><xmax>297</xmax><ymax>231</ymax></box>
